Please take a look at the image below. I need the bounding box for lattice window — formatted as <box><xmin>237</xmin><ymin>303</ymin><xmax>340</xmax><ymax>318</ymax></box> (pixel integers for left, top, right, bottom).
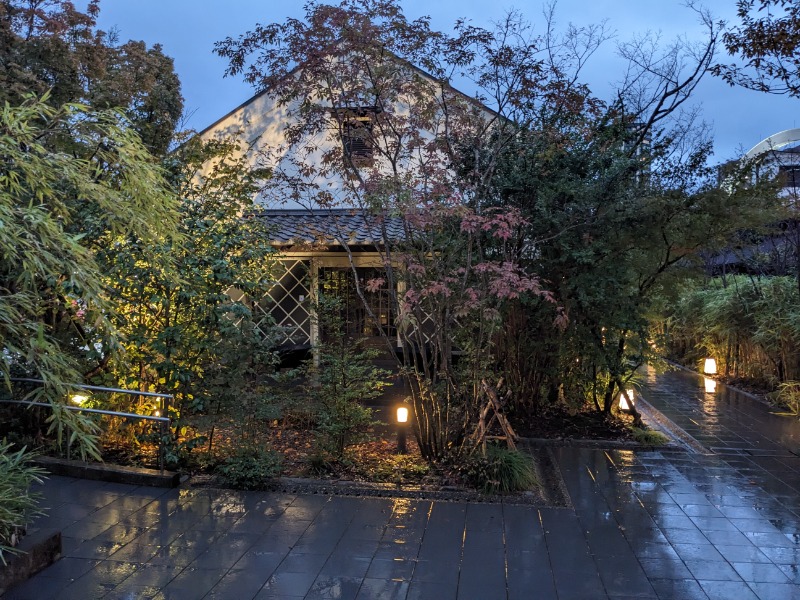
<box><xmin>255</xmin><ymin>260</ymin><xmax>312</xmax><ymax>347</ymax></box>
<box><xmin>319</xmin><ymin>267</ymin><xmax>395</xmax><ymax>340</ymax></box>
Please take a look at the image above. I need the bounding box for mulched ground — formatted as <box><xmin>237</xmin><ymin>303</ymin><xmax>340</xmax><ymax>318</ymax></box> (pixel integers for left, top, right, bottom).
<box><xmin>513</xmin><ymin>405</ymin><xmax>633</xmax><ymax>441</ymax></box>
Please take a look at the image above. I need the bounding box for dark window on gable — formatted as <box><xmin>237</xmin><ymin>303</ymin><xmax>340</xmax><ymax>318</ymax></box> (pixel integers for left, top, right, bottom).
<box><xmin>334</xmin><ymin>107</ymin><xmax>379</xmax><ymax>165</ymax></box>
<box><xmin>343</xmin><ymin>115</ymin><xmax>373</xmax><ymax>161</ymax></box>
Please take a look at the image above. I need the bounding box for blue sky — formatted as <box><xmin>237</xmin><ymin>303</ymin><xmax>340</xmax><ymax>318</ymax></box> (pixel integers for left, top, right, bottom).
<box><xmin>95</xmin><ymin>0</ymin><xmax>797</xmax><ymax>163</ymax></box>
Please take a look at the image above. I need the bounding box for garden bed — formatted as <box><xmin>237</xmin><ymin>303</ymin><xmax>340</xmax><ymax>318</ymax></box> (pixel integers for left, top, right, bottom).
<box><xmin>189</xmin><ymin>444</ymin><xmax>571</xmax><ymax>507</ymax></box>
<box><xmin>513</xmin><ymin>406</ymin><xmax>634</xmax><ymax>441</ymax></box>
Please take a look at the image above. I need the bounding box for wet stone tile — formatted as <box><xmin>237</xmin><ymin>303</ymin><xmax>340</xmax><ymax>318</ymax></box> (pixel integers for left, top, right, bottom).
<box><xmin>306</xmin><ymin>575</ymin><xmax>364</xmax><ymax>600</ymax></box>
<box><xmin>747</xmin><ymin>581</ymin><xmax>800</xmax><ymax>600</ymax></box>
<box><xmin>649</xmin><ymin>578</ymin><xmax>709</xmax><ymax>600</ymax></box>
<box><xmin>159</xmin><ymin>566</ymin><xmax>226</xmax><ymax>597</ymax></box>
<box><xmin>713</xmin><ymin>544</ymin><xmax>772</xmax><ymax>563</ymax></box>
<box><xmin>258</xmin><ymin>570</ymin><xmax>318</xmax><ymax>597</ymax></box>
<box><xmin>638</xmin><ymin>559</ymin><xmax>693</xmax><ymax>580</ymax></box>
<box><xmin>630</xmin><ymin>542</ymin><xmax>680</xmax><ymax>561</ymax></box>
<box><xmin>365</xmin><ymin>557</ymin><xmax>416</xmax><ymax>581</ymax></box>
<box><xmin>1</xmin><ymin>576</ymin><xmax>66</xmax><ymax>600</ymax></box>
<box><xmin>685</xmin><ymin>559</ymin><xmax>743</xmax><ymax>582</ymax></box>
<box><xmin>730</xmin><ymin>561</ymin><xmax>790</xmax><ymax>583</ymax></box>
<box><xmin>204</xmin><ymin>568</ymin><xmax>272</xmax><ymax>599</ymax></box>
<box><xmin>37</xmin><ymin>557</ymin><xmax>99</xmax><ymax>582</ymax></box>
<box><xmin>671</xmin><ymin>543</ymin><xmax>725</xmax><ymax>562</ymax></box>
<box><xmin>56</xmin><ymin>579</ymin><xmax>118</xmax><ymax>599</ymax></box>
<box><xmin>406</xmin><ymin>580</ymin><xmax>458</xmax><ymax>600</ymax></box>
<box><xmin>356</xmin><ymin>578</ymin><xmax>410</xmax><ymax>600</ymax></box>
<box><xmin>697</xmin><ymin>580</ymin><xmax>759</xmax><ymax>600</ymax></box>
<box><xmin>662</xmin><ymin>528</ymin><xmax>710</xmax><ymax>546</ymax></box>
<box><xmin>759</xmin><ymin>544</ymin><xmax>800</xmax><ymax>565</ymax></box>
<box><xmin>104</xmin><ymin>584</ymin><xmax>162</xmax><ymax>599</ymax></box>
<box><xmin>701</xmin><ymin>529</ymin><xmax>753</xmax><ymax>546</ymax></box>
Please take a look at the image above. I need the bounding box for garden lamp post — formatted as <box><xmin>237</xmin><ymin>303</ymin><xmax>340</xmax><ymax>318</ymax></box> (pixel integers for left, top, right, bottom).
<box><xmin>396</xmin><ymin>405</ymin><xmax>409</xmax><ymax>454</ymax></box>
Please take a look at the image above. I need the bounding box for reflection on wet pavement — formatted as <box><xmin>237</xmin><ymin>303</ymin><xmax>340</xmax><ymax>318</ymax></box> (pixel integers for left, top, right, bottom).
<box><xmin>4</xmin><ymin>367</ymin><xmax>800</xmax><ymax>599</ymax></box>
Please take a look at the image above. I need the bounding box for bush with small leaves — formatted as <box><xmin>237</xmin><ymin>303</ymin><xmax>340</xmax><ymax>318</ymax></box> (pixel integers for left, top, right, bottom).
<box><xmin>215</xmin><ymin>447</ymin><xmax>283</xmax><ymax>490</ymax></box>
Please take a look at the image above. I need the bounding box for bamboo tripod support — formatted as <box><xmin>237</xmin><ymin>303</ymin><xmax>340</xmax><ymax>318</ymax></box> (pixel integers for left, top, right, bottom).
<box><xmin>470</xmin><ymin>379</ymin><xmax>518</xmax><ymax>452</ymax></box>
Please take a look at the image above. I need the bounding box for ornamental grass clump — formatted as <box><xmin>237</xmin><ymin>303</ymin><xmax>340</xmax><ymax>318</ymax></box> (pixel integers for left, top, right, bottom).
<box><xmin>630</xmin><ymin>427</ymin><xmax>669</xmax><ymax>446</ymax></box>
<box><xmin>459</xmin><ymin>445</ymin><xmax>539</xmax><ymax>495</ymax></box>
<box><xmin>0</xmin><ymin>442</ymin><xmax>46</xmax><ymax>565</ymax></box>
<box><xmin>771</xmin><ymin>381</ymin><xmax>800</xmax><ymax>417</ymax></box>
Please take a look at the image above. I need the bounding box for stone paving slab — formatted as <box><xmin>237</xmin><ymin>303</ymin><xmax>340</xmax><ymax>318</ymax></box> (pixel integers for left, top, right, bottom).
<box><xmin>4</xmin><ymin>367</ymin><xmax>800</xmax><ymax>599</ymax></box>
<box><xmin>3</xmin><ymin>443</ymin><xmax>799</xmax><ymax>599</ymax></box>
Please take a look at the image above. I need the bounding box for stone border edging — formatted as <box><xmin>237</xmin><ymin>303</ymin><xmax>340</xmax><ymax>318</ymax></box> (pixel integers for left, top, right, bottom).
<box><xmin>33</xmin><ymin>456</ymin><xmax>180</xmax><ymax>488</ymax></box>
<box><xmin>188</xmin><ymin>448</ymin><xmax>572</xmax><ymax>508</ymax></box>
<box><xmin>633</xmin><ymin>395</ymin><xmax>709</xmax><ymax>455</ymax></box>
<box><xmin>0</xmin><ymin>528</ymin><xmax>61</xmax><ymax>596</ymax></box>
<box><xmin>517</xmin><ymin>436</ymin><xmax>685</xmax><ymax>452</ymax></box>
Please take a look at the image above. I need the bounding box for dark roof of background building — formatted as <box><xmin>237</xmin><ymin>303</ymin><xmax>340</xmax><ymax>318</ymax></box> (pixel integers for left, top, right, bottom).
<box><xmin>256</xmin><ymin>209</ymin><xmax>405</xmax><ymax>246</ymax></box>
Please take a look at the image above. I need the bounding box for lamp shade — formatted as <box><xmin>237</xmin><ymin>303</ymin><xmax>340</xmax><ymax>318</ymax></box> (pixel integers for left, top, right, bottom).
<box><xmin>396</xmin><ymin>406</ymin><xmax>409</xmax><ymax>424</ymax></box>
<box><xmin>71</xmin><ymin>394</ymin><xmax>88</xmax><ymax>406</ymax></box>
<box><xmin>703</xmin><ymin>358</ymin><xmax>717</xmax><ymax>375</ymax></box>
<box><xmin>619</xmin><ymin>389</ymin><xmax>635</xmax><ymax>412</ymax></box>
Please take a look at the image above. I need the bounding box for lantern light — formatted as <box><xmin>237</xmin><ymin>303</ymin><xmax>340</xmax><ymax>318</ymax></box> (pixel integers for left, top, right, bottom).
<box><xmin>396</xmin><ymin>406</ymin><xmax>409</xmax><ymax>424</ymax></box>
<box><xmin>396</xmin><ymin>405</ymin><xmax>409</xmax><ymax>454</ymax></box>
<box><xmin>704</xmin><ymin>377</ymin><xmax>717</xmax><ymax>394</ymax></box>
<box><xmin>619</xmin><ymin>389</ymin><xmax>635</xmax><ymax>413</ymax></box>
<box><xmin>71</xmin><ymin>394</ymin><xmax>89</xmax><ymax>406</ymax></box>
<box><xmin>703</xmin><ymin>358</ymin><xmax>717</xmax><ymax>375</ymax></box>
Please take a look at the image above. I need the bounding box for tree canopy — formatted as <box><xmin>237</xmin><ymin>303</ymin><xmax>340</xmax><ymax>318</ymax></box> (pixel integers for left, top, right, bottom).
<box><xmin>212</xmin><ymin>0</ymin><xmax>770</xmax><ymax>456</ymax></box>
<box><xmin>714</xmin><ymin>0</ymin><xmax>800</xmax><ymax>97</ymax></box>
<box><xmin>0</xmin><ymin>0</ymin><xmax>183</xmax><ymax>154</ymax></box>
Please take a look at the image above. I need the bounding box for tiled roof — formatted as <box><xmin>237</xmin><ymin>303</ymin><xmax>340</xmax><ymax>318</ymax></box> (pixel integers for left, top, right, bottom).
<box><xmin>256</xmin><ymin>209</ymin><xmax>405</xmax><ymax>246</ymax></box>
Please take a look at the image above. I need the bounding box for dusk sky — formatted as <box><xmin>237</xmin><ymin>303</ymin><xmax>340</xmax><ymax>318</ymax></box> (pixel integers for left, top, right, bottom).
<box><xmin>95</xmin><ymin>0</ymin><xmax>797</xmax><ymax>163</ymax></box>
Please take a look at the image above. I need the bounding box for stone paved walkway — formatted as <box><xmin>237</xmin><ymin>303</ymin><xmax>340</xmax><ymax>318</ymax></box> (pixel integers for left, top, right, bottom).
<box><xmin>3</xmin><ymin>369</ymin><xmax>800</xmax><ymax>599</ymax></box>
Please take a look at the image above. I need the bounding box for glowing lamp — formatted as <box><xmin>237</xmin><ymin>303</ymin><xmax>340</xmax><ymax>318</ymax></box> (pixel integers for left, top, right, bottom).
<box><xmin>71</xmin><ymin>394</ymin><xmax>89</xmax><ymax>406</ymax></box>
<box><xmin>704</xmin><ymin>377</ymin><xmax>717</xmax><ymax>394</ymax></box>
<box><xmin>396</xmin><ymin>406</ymin><xmax>409</xmax><ymax>424</ymax></box>
<box><xmin>703</xmin><ymin>358</ymin><xmax>717</xmax><ymax>375</ymax></box>
<box><xmin>396</xmin><ymin>405</ymin><xmax>409</xmax><ymax>454</ymax></box>
<box><xmin>619</xmin><ymin>389</ymin><xmax>635</xmax><ymax>413</ymax></box>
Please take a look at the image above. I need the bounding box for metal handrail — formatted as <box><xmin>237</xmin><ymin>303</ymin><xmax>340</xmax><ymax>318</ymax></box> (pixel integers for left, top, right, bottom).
<box><xmin>2</xmin><ymin>380</ymin><xmax>174</xmax><ymax>473</ymax></box>
<box><xmin>0</xmin><ymin>400</ymin><xmax>169</xmax><ymax>424</ymax></box>
<box><xmin>9</xmin><ymin>378</ymin><xmax>173</xmax><ymax>399</ymax></box>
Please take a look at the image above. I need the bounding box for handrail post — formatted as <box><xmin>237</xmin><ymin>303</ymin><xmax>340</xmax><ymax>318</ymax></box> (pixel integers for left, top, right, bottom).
<box><xmin>159</xmin><ymin>419</ymin><xmax>166</xmax><ymax>474</ymax></box>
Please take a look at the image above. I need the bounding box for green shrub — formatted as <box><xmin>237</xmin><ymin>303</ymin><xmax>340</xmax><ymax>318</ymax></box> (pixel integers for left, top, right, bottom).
<box><xmin>304</xmin><ymin>297</ymin><xmax>388</xmax><ymax>458</ymax></box>
<box><xmin>630</xmin><ymin>427</ymin><xmax>669</xmax><ymax>446</ymax></box>
<box><xmin>215</xmin><ymin>447</ymin><xmax>283</xmax><ymax>490</ymax></box>
<box><xmin>459</xmin><ymin>445</ymin><xmax>539</xmax><ymax>495</ymax></box>
<box><xmin>315</xmin><ymin>397</ymin><xmax>377</xmax><ymax>459</ymax></box>
<box><xmin>0</xmin><ymin>442</ymin><xmax>46</xmax><ymax>565</ymax></box>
